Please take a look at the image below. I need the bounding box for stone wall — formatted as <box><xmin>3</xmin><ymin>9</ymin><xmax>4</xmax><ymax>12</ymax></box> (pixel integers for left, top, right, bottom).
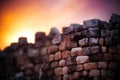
<box><xmin>0</xmin><ymin>14</ymin><xmax>120</xmax><ymax>80</ymax></box>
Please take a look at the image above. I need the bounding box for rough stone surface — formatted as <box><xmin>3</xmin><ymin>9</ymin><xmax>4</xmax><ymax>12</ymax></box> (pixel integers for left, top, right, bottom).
<box><xmin>55</xmin><ymin>52</ymin><xmax>61</xmax><ymax>60</ymax></box>
<box><xmin>84</xmin><ymin>62</ymin><xmax>98</xmax><ymax>70</ymax></box>
<box><xmin>98</xmin><ymin>62</ymin><xmax>107</xmax><ymax>69</ymax></box>
<box><xmin>89</xmin><ymin>70</ymin><xmax>100</xmax><ymax>77</ymax></box>
<box><xmin>52</xmin><ymin>34</ymin><xmax>62</xmax><ymax>45</ymax></box>
<box><xmin>59</xmin><ymin>60</ymin><xmax>66</xmax><ymax>67</ymax></box>
<box><xmin>71</xmin><ymin>47</ymin><xmax>83</xmax><ymax>56</ymax></box>
<box><xmin>79</xmin><ymin>38</ymin><xmax>88</xmax><ymax>47</ymax></box>
<box><xmin>89</xmin><ymin>38</ymin><xmax>98</xmax><ymax>46</ymax></box>
<box><xmin>47</xmin><ymin>45</ymin><xmax>58</xmax><ymax>54</ymax></box>
<box><xmin>88</xmin><ymin>28</ymin><xmax>100</xmax><ymax>37</ymax></box>
<box><xmin>90</xmin><ymin>46</ymin><xmax>99</xmax><ymax>54</ymax></box>
<box><xmin>54</xmin><ymin>68</ymin><xmax>63</xmax><ymax>76</ymax></box>
<box><xmin>76</xmin><ymin>65</ymin><xmax>83</xmax><ymax>71</ymax></box>
<box><xmin>76</xmin><ymin>56</ymin><xmax>89</xmax><ymax>64</ymax></box>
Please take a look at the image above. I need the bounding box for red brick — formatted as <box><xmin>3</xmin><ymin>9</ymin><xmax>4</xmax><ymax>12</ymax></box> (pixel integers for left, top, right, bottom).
<box><xmin>62</xmin><ymin>66</ymin><xmax>69</xmax><ymax>75</ymax></box>
<box><xmin>47</xmin><ymin>45</ymin><xmax>59</xmax><ymax>54</ymax></box>
<box><xmin>84</xmin><ymin>62</ymin><xmax>97</xmax><ymax>70</ymax></box>
<box><xmin>59</xmin><ymin>60</ymin><xmax>66</xmax><ymax>67</ymax></box>
<box><xmin>55</xmin><ymin>52</ymin><xmax>61</xmax><ymax>60</ymax></box>
<box><xmin>76</xmin><ymin>56</ymin><xmax>89</xmax><ymax>64</ymax></box>
<box><xmin>62</xmin><ymin>51</ymin><xmax>70</xmax><ymax>59</ymax></box>
<box><xmin>54</xmin><ymin>67</ymin><xmax>63</xmax><ymax>76</ymax></box>
<box><xmin>71</xmin><ymin>47</ymin><xmax>83</xmax><ymax>56</ymax></box>
<box><xmin>49</xmin><ymin>54</ymin><xmax>55</xmax><ymax>62</ymax></box>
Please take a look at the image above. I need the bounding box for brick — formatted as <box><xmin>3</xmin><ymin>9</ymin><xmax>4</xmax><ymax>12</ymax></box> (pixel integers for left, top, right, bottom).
<box><xmin>71</xmin><ymin>32</ymin><xmax>82</xmax><ymax>41</ymax></box>
<box><xmin>76</xmin><ymin>56</ymin><xmax>89</xmax><ymax>64</ymax></box>
<box><xmin>49</xmin><ymin>54</ymin><xmax>55</xmax><ymax>62</ymax></box>
<box><xmin>76</xmin><ymin>64</ymin><xmax>83</xmax><ymax>71</ymax></box>
<box><xmin>70</xmin><ymin>24</ymin><xmax>83</xmax><ymax>32</ymax></box>
<box><xmin>54</xmin><ymin>68</ymin><xmax>63</xmax><ymax>76</ymax></box>
<box><xmin>62</xmin><ymin>66</ymin><xmax>69</xmax><ymax>74</ymax></box>
<box><xmin>90</xmin><ymin>46</ymin><xmax>99</xmax><ymax>54</ymax></box>
<box><xmin>101</xmin><ymin>70</ymin><xmax>107</xmax><ymax>77</ymax></box>
<box><xmin>68</xmin><ymin>66</ymin><xmax>76</xmax><ymax>73</ymax></box>
<box><xmin>113</xmin><ymin>54</ymin><xmax>120</xmax><ymax>61</ymax></box>
<box><xmin>59</xmin><ymin>60</ymin><xmax>66</xmax><ymax>67</ymax></box>
<box><xmin>66</xmin><ymin>57</ymin><xmax>76</xmax><ymax>66</ymax></box>
<box><xmin>47</xmin><ymin>45</ymin><xmax>59</xmax><ymax>54</ymax></box>
<box><xmin>108</xmin><ymin>62</ymin><xmax>120</xmax><ymax>69</ymax></box>
<box><xmin>15</xmin><ymin>72</ymin><xmax>24</xmax><ymax>78</ymax></box>
<box><xmin>83</xmin><ymin>47</ymin><xmax>90</xmax><ymax>55</ymax></box>
<box><xmin>89</xmin><ymin>38</ymin><xmax>98</xmax><ymax>46</ymax></box>
<box><xmin>18</xmin><ymin>37</ymin><xmax>28</xmax><ymax>45</ymax></box>
<box><xmin>88</xmin><ymin>28</ymin><xmax>100</xmax><ymax>37</ymax></box>
<box><xmin>109</xmin><ymin>14</ymin><xmax>120</xmax><ymax>24</ymax></box>
<box><xmin>83</xmin><ymin>19</ymin><xmax>100</xmax><ymax>28</ymax></box>
<box><xmin>28</xmin><ymin>49</ymin><xmax>39</xmax><ymax>57</ymax></box>
<box><xmin>83</xmin><ymin>71</ymin><xmax>88</xmax><ymax>77</ymax></box>
<box><xmin>51</xmin><ymin>61</ymin><xmax>58</xmax><ymax>68</ymax></box>
<box><xmin>90</xmin><ymin>54</ymin><xmax>103</xmax><ymax>61</ymax></box>
<box><xmin>103</xmin><ymin>54</ymin><xmax>112</xmax><ymax>61</ymax></box>
<box><xmin>108</xmin><ymin>46</ymin><xmax>117</xmax><ymax>53</ymax></box>
<box><xmin>89</xmin><ymin>70</ymin><xmax>100</xmax><ymax>77</ymax></box>
<box><xmin>73</xmin><ymin>72</ymin><xmax>80</xmax><ymax>79</ymax></box>
<box><xmin>48</xmin><ymin>27</ymin><xmax>60</xmax><ymax>39</ymax></box>
<box><xmin>112</xmin><ymin>36</ymin><xmax>120</xmax><ymax>45</ymax></box>
<box><xmin>101</xmin><ymin>29</ymin><xmax>111</xmax><ymax>37</ymax></box>
<box><xmin>98</xmin><ymin>62</ymin><xmax>107</xmax><ymax>69</ymax></box>
<box><xmin>52</xmin><ymin>34</ymin><xmax>62</xmax><ymax>45</ymax></box>
<box><xmin>61</xmin><ymin>51</ymin><xmax>70</xmax><ymax>59</ymax></box>
<box><xmin>71</xmin><ymin>47</ymin><xmax>83</xmax><ymax>56</ymax></box>
<box><xmin>110</xmin><ymin>29</ymin><xmax>119</xmax><ymax>36</ymax></box>
<box><xmin>105</xmin><ymin>37</ymin><xmax>112</xmax><ymax>46</ymax></box>
<box><xmin>63</xmin><ymin>74</ymin><xmax>73</xmax><ymax>80</ymax></box>
<box><xmin>101</xmin><ymin>46</ymin><xmax>107</xmax><ymax>53</ymax></box>
<box><xmin>117</xmin><ymin>45</ymin><xmax>120</xmax><ymax>54</ymax></box>
<box><xmin>99</xmin><ymin>38</ymin><xmax>104</xmax><ymax>46</ymax></box>
<box><xmin>84</xmin><ymin>62</ymin><xmax>97</xmax><ymax>70</ymax></box>
<box><xmin>79</xmin><ymin>38</ymin><xmax>88</xmax><ymax>47</ymax></box>
<box><xmin>42</xmin><ymin>63</ymin><xmax>50</xmax><ymax>71</ymax></box>
<box><xmin>55</xmin><ymin>52</ymin><xmax>61</xmax><ymax>60</ymax></box>
<box><xmin>81</xmin><ymin>30</ymin><xmax>88</xmax><ymax>37</ymax></box>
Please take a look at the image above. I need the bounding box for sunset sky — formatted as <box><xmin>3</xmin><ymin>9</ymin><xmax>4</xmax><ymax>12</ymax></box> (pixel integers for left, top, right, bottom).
<box><xmin>0</xmin><ymin>0</ymin><xmax>120</xmax><ymax>50</ymax></box>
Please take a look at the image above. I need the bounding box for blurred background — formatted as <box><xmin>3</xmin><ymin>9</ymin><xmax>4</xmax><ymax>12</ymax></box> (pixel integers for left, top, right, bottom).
<box><xmin>0</xmin><ymin>0</ymin><xmax>120</xmax><ymax>50</ymax></box>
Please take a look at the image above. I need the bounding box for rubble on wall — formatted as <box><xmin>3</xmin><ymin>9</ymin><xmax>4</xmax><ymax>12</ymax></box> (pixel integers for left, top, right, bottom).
<box><xmin>0</xmin><ymin>14</ymin><xmax>120</xmax><ymax>80</ymax></box>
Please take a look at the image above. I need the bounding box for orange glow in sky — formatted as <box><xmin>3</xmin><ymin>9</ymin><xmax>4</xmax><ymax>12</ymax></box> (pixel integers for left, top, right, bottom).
<box><xmin>0</xmin><ymin>0</ymin><xmax>120</xmax><ymax>50</ymax></box>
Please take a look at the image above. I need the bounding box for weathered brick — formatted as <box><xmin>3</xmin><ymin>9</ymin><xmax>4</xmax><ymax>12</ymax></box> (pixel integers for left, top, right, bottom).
<box><xmin>47</xmin><ymin>45</ymin><xmax>59</xmax><ymax>54</ymax></box>
<box><xmin>73</xmin><ymin>72</ymin><xmax>80</xmax><ymax>79</ymax></box>
<box><xmin>98</xmin><ymin>62</ymin><xmax>107</xmax><ymax>69</ymax></box>
<box><xmin>108</xmin><ymin>62</ymin><xmax>120</xmax><ymax>69</ymax></box>
<box><xmin>89</xmin><ymin>70</ymin><xmax>100</xmax><ymax>77</ymax></box>
<box><xmin>90</xmin><ymin>54</ymin><xmax>103</xmax><ymax>61</ymax></box>
<box><xmin>76</xmin><ymin>64</ymin><xmax>83</xmax><ymax>71</ymax></box>
<box><xmin>54</xmin><ymin>67</ymin><xmax>63</xmax><ymax>76</ymax></box>
<box><xmin>55</xmin><ymin>52</ymin><xmax>61</xmax><ymax>60</ymax></box>
<box><xmin>71</xmin><ymin>47</ymin><xmax>83</xmax><ymax>56</ymax></box>
<box><xmin>101</xmin><ymin>46</ymin><xmax>107</xmax><ymax>53</ymax></box>
<box><xmin>109</xmin><ymin>14</ymin><xmax>120</xmax><ymax>24</ymax></box>
<box><xmin>62</xmin><ymin>66</ymin><xmax>69</xmax><ymax>75</ymax></box>
<box><xmin>83</xmin><ymin>47</ymin><xmax>90</xmax><ymax>55</ymax></box>
<box><xmin>59</xmin><ymin>60</ymin><xmax>66</xmax><ymax>67</ymax></box>
<box><xmin>83</xmin><ymin>71</ymin><xmax>88</xmax><ymax>77</ymax></box>
<box><xmin>89</xmin><ymin>38</ymin><xmax>98</xmax><ymax>46</ymax></box>
<box><xmin>61</xmin><ymin>51</ymin><xmax>70</xmax><ymax>59</ymax></box>
<box><xmin>66</xmin><ymin>57</ymin><xmax>76</xmax><ymax>66</ymax></box>
<box><xmin>112</xmin><ymin>36</ymin><xmax>120</xmax><ymax>45</ymax></box>
<box><xmin>84</xmin><ymin>62</ymin><xmax>97</xmax><ymax>70</ymax></box>
<box><xmin>101</xmin><ymin>70</ymin><xmax>107</xmax><ymax>77</ymax></box>
<box><xmin>90</xmin><ymin>46</ymin><xmax>99</xmax><ymax>54</ymax></box>
<box><xmin>79</xmin><ymin>38</ymin><xmax>88</xmax><ymax>47</ymax></box>
<box><xmin>110</xmin><ymin>29</ymin><xmax>119</xmax><ymax>36</ymax></box>
<box><xmin>76</xmin><ymin>56</ymin><xmax>89</xmax><ymax>64</ymax></box>
<box><xmin>108</xmin><ymin>46</ymin><xmax>117</xmax><ymax>53</ymax></box>
<box><xmin>99</xmin><ymin>38</ymin><xmax>104</xmax><ymax>46</ymax></box>
<box><xmin>68</xmin><ymin>66</ymin><xmax>76</xmax><ymax>73</ymax></box>
<box><xmin>49</xmin><ymin>54</ymin><xmax>55</xmax><ymax>62</ymax></box>
<box><xmin>105</xmin><ymin>37</ymin><xmax>112</xmax><ymax>46</ymax></box>
<box><xmin>101</xmin><ymin>29</ymin><xmax>111</xmax><ymax>37</ymax></box>
<box><xmin>103</xmin><ymin>54</ymin><xmax>112</xmax><ymax>61</ymax></box>
<box><xmin>88</xmin><ymin>28</ymin><xmax>100</xmax><ymax>37</ymax></box>
<box><xmin>51</xmin><ymin>61</ymin><xmax>58</xmax><ymax>68</ymax></box>
<box><xmin>52</xmin><ymin>34</ymin><xmax>62</xmax><ymax>45</ymax></box>
<box><xmin>83</xmin><ymin>19</ymin><xmax>100</xmax><ymax>28</ymax></box>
